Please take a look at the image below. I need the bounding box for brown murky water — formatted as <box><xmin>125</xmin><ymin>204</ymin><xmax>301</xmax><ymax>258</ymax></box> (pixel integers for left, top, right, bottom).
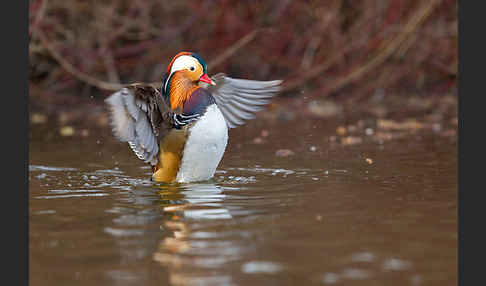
<box><xmin>29</xmin><ymin>117</ymin><xmax>457</xmax><ymax>286</ymax></box>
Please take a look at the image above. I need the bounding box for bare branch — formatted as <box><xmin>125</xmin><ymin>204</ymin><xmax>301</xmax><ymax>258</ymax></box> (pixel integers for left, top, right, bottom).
<box><xmin>36</xmin><ymin>29</ymin><xmax>125</xmax><ymax>91</ymax></box>
<box><xmin>208</xmin><ymin>29</ymin><xmax>260</xmax><ymax>70</ymax></box>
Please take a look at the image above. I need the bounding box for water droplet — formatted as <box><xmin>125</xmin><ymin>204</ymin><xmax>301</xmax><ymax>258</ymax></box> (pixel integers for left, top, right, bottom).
<box><xmin>322</xmin><ymin>273</ymin><xmax>339</xmax><ymax>284</ymax></box>
<box><xmin>341</xmin><ymin>268</ymin><xmax>373</xmax><ymax>280</ymax></box>
<box><xmin>36</xmin><ymin>173</ymin><xmax>47</xmax><ymax>179</ymax></box>
<box><xmin>382</xmin><ymin>258</ymin><xmax>411</xmax><ymax>271</ymax></box>
<box><xmin>241</xmin><ymin>261</ymin><xmax>283</xmax><ymax>274</ymax></box>
<box><xmin>351</xmin><ymin>252</ymin><xmax>375</xmax><ymax>262</ymax></box>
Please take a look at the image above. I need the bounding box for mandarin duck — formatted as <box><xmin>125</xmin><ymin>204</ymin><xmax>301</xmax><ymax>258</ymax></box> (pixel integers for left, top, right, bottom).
<box><xmin>105</xmin><ymin>52</ymin><xmax>282</xmax><ymax>183</ymax></box>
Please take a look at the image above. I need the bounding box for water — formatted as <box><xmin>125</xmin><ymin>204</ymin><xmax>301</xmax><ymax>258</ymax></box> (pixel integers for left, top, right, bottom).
<box><xmin>29</xmin><ymin>118</ymin><xmax>457</xmax><ymax>286</ymax></box>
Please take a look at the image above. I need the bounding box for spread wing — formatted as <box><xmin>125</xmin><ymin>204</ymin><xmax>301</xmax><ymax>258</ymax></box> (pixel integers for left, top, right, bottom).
<box><xmin>206</xmin><ymin>73</ymin><xmax>282</xmax><ymax>128</ymax></box>
<box><xmin>105</xmin><ymin>83</ymin><xmax>173</xmax><ymax>166</ymax></box>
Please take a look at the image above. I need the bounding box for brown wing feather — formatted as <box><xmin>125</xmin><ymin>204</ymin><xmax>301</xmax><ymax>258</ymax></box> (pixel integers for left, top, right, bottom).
<box><xmin>126</xmin><ymin>83</ymin><xmax>174</xmax><ymax>141</ymax></box>
<box><xmin>105</xmin><ymin>83</ymin><xmax>174</xmax><ymax>166</ymax></box>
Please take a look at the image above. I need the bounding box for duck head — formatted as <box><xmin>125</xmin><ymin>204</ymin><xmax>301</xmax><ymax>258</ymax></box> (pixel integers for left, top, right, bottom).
<box><xmin>162</xmin><ymin>52</ymin><xmax>215</xmax><ymax>109</ymax></box>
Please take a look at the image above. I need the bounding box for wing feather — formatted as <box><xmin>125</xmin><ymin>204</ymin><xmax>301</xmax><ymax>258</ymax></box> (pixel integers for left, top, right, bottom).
<box><xmin>207</xmin><ymin>73</ymin><xmax>282</xmax><ymax>128</ymax></box>
<box><xmin>105</xmin><ymin>84</ymin><xmax>173</xmax><ymax>166</ymax></box>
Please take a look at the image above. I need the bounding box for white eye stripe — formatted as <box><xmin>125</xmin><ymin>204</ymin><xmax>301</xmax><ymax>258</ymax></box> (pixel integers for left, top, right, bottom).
<box><xmin>169</xmin><ymin>55</ymin><xmax>201</xmax><ymax>74</ymax></box>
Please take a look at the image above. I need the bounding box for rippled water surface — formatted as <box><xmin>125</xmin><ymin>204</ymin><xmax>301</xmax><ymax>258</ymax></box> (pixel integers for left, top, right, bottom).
<box><xmin>29</xmin><ymin>119</ymin><xmax>457</xmax><ymax>286</ymax></box>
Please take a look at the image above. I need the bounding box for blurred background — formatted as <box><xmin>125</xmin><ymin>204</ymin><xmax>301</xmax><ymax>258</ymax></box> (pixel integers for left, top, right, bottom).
<box><xmin>28</xmin><ymin>0</ymin><xmax>457</xmax><ymax>136</ymax></box>
<box><xmin>29</xmin><ymin>3</ymin><xmax>458</xmax><ymax>284</ymax></box>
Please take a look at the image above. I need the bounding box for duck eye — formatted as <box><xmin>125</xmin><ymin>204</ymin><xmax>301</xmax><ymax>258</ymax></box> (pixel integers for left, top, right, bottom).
<box><xmin>190</xmin><ymin>66</ymin><xmax>195</xmax><ymax>71</ymax></box>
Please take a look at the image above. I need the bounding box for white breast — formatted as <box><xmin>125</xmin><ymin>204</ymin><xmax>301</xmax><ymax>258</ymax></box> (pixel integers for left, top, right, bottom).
<box><xmin>176</xmin><ymin>104</ymin><xmax>228</xmax><ymax>183</ymax></box>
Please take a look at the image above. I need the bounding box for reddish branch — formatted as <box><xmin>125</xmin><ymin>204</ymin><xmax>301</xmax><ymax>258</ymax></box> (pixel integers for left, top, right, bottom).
<box><xmin>29</xmin><ymin>0</ymin><xmax>456</xmax><ymax>100</ymax></box>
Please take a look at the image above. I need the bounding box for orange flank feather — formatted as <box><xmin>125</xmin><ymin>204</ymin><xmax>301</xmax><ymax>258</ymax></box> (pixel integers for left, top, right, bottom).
<box><xmin>152</xmin><ymin>129</ymin><xmax>188</xmax><ymax>182</ymax></box>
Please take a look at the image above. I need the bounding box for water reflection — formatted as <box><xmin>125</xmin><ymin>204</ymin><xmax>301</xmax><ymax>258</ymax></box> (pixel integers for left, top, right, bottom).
<box><xmin>29</xmin><ymin>131</ymin><xmax>457</xmax><ymax>286</ymax></box>
<box><xmin>153</xmin><ymin>183</ymin><xmax>243</xmax><ymax>286</ymax></box>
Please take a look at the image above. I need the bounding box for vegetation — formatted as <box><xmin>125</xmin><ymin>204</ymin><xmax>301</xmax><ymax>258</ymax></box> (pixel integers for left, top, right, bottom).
<box><xmin>29</xmin><ymin>0</ymin><xmax>457</xmax><ymax>134</ymax></box>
